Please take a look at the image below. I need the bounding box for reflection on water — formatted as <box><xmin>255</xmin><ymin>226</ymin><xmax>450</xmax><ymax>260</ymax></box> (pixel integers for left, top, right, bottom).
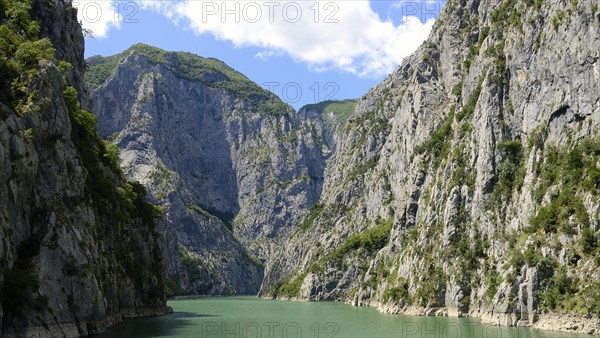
<box><xmin>100</xmin><ymin>297</ymin><xmax>587</xmax><ymax>338</ymax></box>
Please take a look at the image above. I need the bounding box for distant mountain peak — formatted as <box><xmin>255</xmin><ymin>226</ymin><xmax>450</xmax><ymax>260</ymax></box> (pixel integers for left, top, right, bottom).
<box><xmin>86</xmin><ymin>44</ymin><xmax>289</xmax><ymax>114</ymax></box>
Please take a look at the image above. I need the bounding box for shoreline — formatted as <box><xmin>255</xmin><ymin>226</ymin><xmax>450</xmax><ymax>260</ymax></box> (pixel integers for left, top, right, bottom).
<box><xmin>267</xmin><ymin>295</ymin><xmax>600</xmax><ymax>336</ymax></box>
<box><xmin>169</xmin><ymin>293</ymin><xmax>258</xmax><ymax>300</ymax></box>
<box><xmin>39</xmin><ymin>295</ymin><xmax>596</xmax><ymax>337</ymax></box>
<box><xmin>15</xmin><ymin>306</ymin><xmax>173</xmax><ymax>337</ymax></box>
<box><xmin>373</xmin><ymin>300</ymin><xmax>600</xmax><ymax>336</ymax></box>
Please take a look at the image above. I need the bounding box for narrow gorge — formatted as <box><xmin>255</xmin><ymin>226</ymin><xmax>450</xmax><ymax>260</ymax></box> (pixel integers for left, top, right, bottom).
<box><xmin>85</xmin><ymin>45</ymin><xmax>346</xmax><ymax>296</ymax></box>
<box><xmin>1</xmin><ymin>0</ymin><xmax>600</xmax><ymax>336</ymax></box>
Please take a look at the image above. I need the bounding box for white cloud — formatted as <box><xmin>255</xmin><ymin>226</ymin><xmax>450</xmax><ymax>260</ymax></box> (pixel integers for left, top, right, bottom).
<box><xmin>72</xmin><ymin>0</ymin><xmax>121</xmax><ymax>38</ymax></box>
<box><xmin>255</xmin><ymin>50</ymin><xmax>285</xmax><ymax>61</ymax></box>
<box><xmin>154</xmin><ymin>0</ymin><xmax>434</xmax><ymax>77</ymax></box>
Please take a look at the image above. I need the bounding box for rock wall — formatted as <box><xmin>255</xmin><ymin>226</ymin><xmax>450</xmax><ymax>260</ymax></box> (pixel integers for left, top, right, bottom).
<box><xmin>266</xmin><ymin>0</ymin><xmax>600</xmax><ymax>335</ymax></box>
<box><xmin>0</xmin><ymin>0</ymin><xmax>169</xmax><ymax>336</ymax></box>
<box><xmin>87</xmin><ymin>45</ymin><xmax>339</xmax><ymax>295</ymax></box>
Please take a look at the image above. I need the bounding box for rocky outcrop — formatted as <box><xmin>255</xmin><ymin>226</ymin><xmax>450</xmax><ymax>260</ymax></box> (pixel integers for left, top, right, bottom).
<box><xmin>0</xmin><ymin>0</ymin><xmax>169</xmax><ymax>336</ymax></box>
<box><xmin>266</xmin><ymin>0</ymin><xmax>600</xmax><ymax>335</ymax></box>
<box><xmin>297</xmin><ymin>99</ymin><xmax>359</xmax><ymax>152</ymax></box>
<box><xmin>87</xmin><ymin>46</ymin><xmax>351</xmax><ymax>295</ymax></box>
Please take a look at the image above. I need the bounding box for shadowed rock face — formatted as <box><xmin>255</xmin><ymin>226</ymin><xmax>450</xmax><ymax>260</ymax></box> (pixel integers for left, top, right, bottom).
<box><xmin>94</xmin><ymin>55</ymin><xmax>241</xmax><ymax>216</ymax></box>
<box><xmin>263</xmin><ymin>0</ymin><xmax>600</xmax><ymax>334</ymax></box>
<box><xmin>88</xmin><ymin>45</ymin><xmax>341</xmax><ymax>295</ymax></box>
<box><xmin>0</xmin><ymin>0</ymin><xmax>169</xmax><ymax>336</ymax></box>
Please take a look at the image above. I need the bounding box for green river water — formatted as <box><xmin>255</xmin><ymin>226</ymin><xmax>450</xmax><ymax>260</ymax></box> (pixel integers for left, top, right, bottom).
<box><xmin>100</xmin><ymin>297</ymin><xmax>587</xmax><ymax>337</ymax></box>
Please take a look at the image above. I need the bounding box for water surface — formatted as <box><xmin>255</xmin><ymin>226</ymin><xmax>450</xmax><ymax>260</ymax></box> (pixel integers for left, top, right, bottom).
<box><xmin>100</xmin><ymin>296</ymin><xmax>586</xmax><ymax>337</ymax></box>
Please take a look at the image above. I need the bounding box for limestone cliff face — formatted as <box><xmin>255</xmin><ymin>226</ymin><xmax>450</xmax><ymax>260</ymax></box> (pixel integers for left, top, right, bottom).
<box><xmin>0</xmin><ymin>0</ymin><xmax>169</xmax><ymax>337</ymax></box>
<box><xmin>266</xmin><ymin>0</ymin><xmax>600</xmax><ymax>334</ymax></box>
<box><xmin>87</xmin><ymin>45</ymin><xmax>334</xmax><ymax>295</ymax></box>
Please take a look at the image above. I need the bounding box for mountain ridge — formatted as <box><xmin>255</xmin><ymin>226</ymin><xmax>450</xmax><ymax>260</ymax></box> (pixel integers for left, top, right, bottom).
<box><xmin>87</xmin><ymin>44</ymin><xmax>341</xmax><ymax>296</ymax></box>
<box><xmin>86</xmin><ymin>43</ymin><xmax>290</xmax><ymax>115</ymax></box>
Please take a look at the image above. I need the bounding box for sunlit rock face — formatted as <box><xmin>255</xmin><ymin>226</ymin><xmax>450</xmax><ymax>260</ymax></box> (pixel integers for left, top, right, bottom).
<box><xmin>263</xmin><ymin>0</ymin><xmax>600</xmax><ymax>335</ymax></box>
<box><xmin>88</xmin><ymin>45</ymin><xmax>344</xmax><ymax>295</ymax></box>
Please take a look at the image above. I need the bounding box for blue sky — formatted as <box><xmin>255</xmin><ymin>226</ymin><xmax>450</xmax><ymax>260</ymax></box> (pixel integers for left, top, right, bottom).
<box><xmin>79</xmin><ymin>1</ymin><xmax>446</xmax><ymax>109</ymax></box>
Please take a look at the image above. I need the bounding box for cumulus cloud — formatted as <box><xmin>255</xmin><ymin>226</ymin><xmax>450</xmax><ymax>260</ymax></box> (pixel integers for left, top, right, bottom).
<box><xmin>153</xmin><ymin>0</ymin><xmax>435</xmax><ymax>77</ymax></box>
<box><xmin>255</xmin><ymin>50</ymin><xmax>285</xmax><ymax>61</ymax></box>
<box><xmin>72</xmin><ymin>0</ymin><xmax>122</xmax><ymax>38</ymax></box>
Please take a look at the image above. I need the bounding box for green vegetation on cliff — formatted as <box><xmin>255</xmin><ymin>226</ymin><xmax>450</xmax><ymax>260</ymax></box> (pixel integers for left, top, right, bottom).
<box><xmin>0</xmin><ymin>0</ymin><xmax>56</xmax><ymax>317</ymax></box>
<box><xmin>0</xmin><ymin>0</ymin><xmax>167</xmax><ymax>323</ymax></box>
<box><xmin>0</xmin><ymin>0</ymin><xmax>55</xmax><ymax>115</ymax></box>
<box><xmin>86</xmin><ymin>44</ymin><xmax>290</xmax><ymax>115</ymax></box>
<box><xmin>272</xmin><ymin>218</ymin><xmax>393</xmax><ymax>298</ymax></box>
<box><xmin>301</xmin><ymin>99</ymin><xmax>359</xmax><ymax>127</ymax></box>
